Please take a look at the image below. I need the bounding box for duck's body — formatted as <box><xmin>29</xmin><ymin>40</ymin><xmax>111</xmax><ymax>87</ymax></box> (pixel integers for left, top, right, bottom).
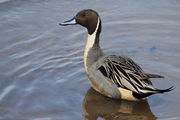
<box><xmin>59</xmin><ymin>9</ymin><xmax>173</xmax><ymax>101</ymax></box>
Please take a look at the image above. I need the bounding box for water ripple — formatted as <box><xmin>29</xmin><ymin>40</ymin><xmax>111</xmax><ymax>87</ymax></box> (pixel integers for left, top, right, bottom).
<box><xmin>0</xmin><ymin>85</ymin><xmax>15</xmax><ymax>101</ymax></box>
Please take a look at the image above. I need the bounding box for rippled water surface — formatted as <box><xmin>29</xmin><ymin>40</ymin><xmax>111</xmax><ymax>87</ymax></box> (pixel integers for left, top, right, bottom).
<box><xmin>0</xmin><ymin>0</ymin><xmax>180</xmax><ymax>120</ymax></box>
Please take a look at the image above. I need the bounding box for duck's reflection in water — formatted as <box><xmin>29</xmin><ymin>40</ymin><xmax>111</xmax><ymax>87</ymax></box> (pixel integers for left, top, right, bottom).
<box><xmin>83</xmin><ymin>88</ymin><xmax>156</xmax><ymax>120</ymax></box>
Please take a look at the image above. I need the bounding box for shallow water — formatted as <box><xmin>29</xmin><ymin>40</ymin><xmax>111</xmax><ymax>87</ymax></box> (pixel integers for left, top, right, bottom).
<box><xmin>0</xmin><ymin>0</ymin><xmax>180</xmax><ymax>120</ymax></box>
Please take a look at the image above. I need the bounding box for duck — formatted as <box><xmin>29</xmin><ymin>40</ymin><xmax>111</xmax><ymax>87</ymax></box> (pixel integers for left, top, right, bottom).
<box><xmin>59</xmin><ymin>9</ymin><xmax>173</xmax><ymax>101</ymax></box>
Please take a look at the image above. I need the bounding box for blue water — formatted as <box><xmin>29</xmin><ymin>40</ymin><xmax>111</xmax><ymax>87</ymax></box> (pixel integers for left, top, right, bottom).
<box><xmin>0</xmin><ymin>0</ymin><xmax>180</xmax><ymax>120</ymax></box>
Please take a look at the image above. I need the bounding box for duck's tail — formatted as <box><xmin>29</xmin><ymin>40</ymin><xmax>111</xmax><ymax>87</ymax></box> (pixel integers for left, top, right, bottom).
<box><xmin>155</xmin><ymin>86</ymin><xmax>174</xmax><ymax>93</ymax></box>
<box><xmin>133</xmin><ymin>86</ymin><xmax>174</xmax><ymax>99</ymax></box>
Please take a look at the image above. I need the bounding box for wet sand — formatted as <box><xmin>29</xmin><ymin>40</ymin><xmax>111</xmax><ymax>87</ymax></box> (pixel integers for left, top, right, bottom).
<box><xmin>0</xmin><ymin>0</ymin><xmax>180</xmax><ymax>120</ymax></box>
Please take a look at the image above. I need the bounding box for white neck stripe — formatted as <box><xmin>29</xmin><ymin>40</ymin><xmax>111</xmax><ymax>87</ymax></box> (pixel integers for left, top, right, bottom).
<box><xmin>87</xmin><ymin>17</ymin><xmax>100</xmax><ymax>48</ymax></box>
<box><xmin>84</xmin><ymin>18</ymin><xmax>100</xmax><ymax>72</ymax></box>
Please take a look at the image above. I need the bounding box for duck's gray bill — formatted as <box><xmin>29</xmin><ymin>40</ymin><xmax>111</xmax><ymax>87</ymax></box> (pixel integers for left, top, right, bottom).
<box><xmin>59</xmin><ymin>17</ymin><xmax>77</xmax><ymax>26</ymax></box>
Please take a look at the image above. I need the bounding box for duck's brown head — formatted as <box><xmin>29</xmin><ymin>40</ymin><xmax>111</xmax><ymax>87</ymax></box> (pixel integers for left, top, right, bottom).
<box><xmin>59</xmin><ymin>9</ymin><xmax>101</xmax><ymax>35</ymax></box>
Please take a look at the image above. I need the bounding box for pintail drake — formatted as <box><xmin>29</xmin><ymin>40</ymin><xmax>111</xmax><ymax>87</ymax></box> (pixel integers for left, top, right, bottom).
<box><xmin>59</xmin><ymin>9</ymin><xmax>174</xmax><ymax>101</ymax></box>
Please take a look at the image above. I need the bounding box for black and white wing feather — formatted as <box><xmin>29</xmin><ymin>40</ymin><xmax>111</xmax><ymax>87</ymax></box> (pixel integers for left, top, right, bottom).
<box><xmin>97</xmin><ymin>55</ymin><xmax>164</xmax><ymax>93</ymax></box>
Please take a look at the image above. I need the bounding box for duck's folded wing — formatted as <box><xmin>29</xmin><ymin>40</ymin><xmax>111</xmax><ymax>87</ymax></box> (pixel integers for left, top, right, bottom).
<box><xmin>97</xmin><ymin>55</ymin><xmax>158</xmax><ymax>93</ymax></box>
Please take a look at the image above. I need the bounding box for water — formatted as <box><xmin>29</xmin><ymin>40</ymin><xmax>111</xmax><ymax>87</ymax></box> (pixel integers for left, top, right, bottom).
<box><xmin>0</xmin><ymin>0</ymin><xmax>179</xmax><ymax>120</ymax></box>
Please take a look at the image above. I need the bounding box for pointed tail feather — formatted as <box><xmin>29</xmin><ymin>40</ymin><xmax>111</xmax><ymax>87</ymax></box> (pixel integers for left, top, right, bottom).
<box><xmin>133</xmin><ymin>86</ymin><xmax>174</xmax><ymax>99</ymax></box>
<box><xmin>155</xmin><ymin>86</ymin><xmax>174</xmax><ymax>93</ymax></box>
